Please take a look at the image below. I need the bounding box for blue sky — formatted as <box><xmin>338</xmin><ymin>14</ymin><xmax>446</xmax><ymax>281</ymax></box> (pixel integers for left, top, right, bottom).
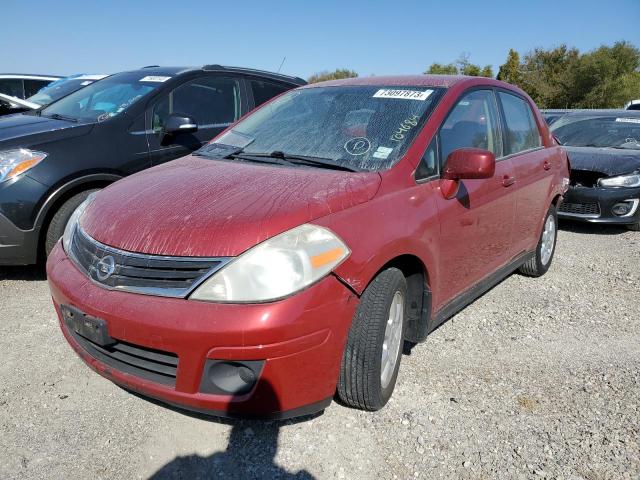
<box><xmin>2</xmin><ymin>0</ymin><xmax>639</xmax><ymax>79</ymax></box>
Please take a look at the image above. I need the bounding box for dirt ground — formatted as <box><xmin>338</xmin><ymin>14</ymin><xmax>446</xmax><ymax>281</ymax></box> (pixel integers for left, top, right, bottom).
<box><xmin>1</xmin><ymin>221</ymin><xmax>638</xmax><ymax>479</ymax></box>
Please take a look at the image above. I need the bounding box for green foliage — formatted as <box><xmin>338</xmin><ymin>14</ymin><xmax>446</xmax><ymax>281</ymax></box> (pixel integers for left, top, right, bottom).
<box><xmin>426</xmin><ymin>63</ymin><xmax>459</xmax><ymax>75</ymax></box>
<box><xmin>307</xmin><ymin>69</ymin><xmax>358</xmax><ymax>84</ymax></box>
<box><xmin>499</xmin><ymin>41</ymin><xmax>640</xmax><ymax>108</ymax></box>
<box><xmin>497</xmin><ymin>49</ymin><xmax>522</xmax><ymax>85</ymax></box>
<box><xmin>425</xmin><ymin>54</ymin><xmax>493</xmax><ymax>77</ymax></box>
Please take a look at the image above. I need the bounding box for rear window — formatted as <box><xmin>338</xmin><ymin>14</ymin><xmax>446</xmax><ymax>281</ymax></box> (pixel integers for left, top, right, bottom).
<box><xmin>251</xmin><ymin>80</ymin><xmax>291</xmax><ymax>107</ymax></box>
<box><xmin>498</xmin><ymin>92</ymin><xmax>541</xmax><ymax>155</ymax></box>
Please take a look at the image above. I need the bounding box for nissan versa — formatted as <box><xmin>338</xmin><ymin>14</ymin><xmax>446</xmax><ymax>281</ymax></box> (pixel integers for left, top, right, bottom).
<box><xmin>47</xmin><ymin>75</ymin><xmax>569</xmax><ymax>418</ymax></box>
<box><xmin>0</xmin><ymin>65</ymin><xmax>303</xmax><ymax>264</ymax></box>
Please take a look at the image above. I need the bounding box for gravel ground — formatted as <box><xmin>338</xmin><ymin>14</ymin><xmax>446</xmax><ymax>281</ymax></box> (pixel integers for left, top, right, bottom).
<box><xmin>0</xmin><ymin>221</ymin><xmax>638</xmax><ymax>480</ymax></box>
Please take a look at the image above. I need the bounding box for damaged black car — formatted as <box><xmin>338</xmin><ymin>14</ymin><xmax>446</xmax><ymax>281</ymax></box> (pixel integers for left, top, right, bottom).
<box><xmin>551</xmin><ymin>110</ymin><xmax>640</xmax><ymax>231</ymax></box>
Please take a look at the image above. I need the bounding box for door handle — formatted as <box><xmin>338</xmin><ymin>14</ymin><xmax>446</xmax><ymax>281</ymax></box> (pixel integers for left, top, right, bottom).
<box><xmin>502</xmin><ymin>175</ymin><xmax>516</xmax><ymax>187</ymax></box>
<box><xmin>543</xmin><ymin>160</ymin><xmax>551</xmax><ymax>170</ymax></box>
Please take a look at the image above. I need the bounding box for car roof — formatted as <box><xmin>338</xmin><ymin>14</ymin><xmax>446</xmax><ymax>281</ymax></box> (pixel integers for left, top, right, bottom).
<box><xmin>124</xmin><ymin>65</ymin><xmax>306</xmax><ymax>86</ymax></box>
<box><xmin>0</xmin><ymin>74</ymin><xmax>62</xmax><ymax>80</ymax></box>
<box><xmin>555</xmin><ymin>109</ymin><xmax>640</xmax><ymax>117</ymax></box>
<box><xmin>303</xmin><ymin>74</ymin><xmax>491</xmax><ymax>89</ymax></box>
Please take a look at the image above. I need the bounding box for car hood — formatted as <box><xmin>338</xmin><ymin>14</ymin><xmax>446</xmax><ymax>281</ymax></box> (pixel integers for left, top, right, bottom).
<box><xmin>564</xmin><ymin>146</ymin><xmax>640</xmax><ymax>176</ymax></box>
<box><xmin>81</xmin><ymin>156</ymin><xmax>382</xmax><ymax>257</ymax></box>
<box><xmin>0</xmin><ymin>113</ymin><xmax>93</xmax><ymax>145</ymax></box>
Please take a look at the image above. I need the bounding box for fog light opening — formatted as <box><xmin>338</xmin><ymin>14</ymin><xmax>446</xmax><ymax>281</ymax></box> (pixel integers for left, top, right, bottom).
<box><xmin>612</xmin><ymin>199</ymin><xmax>638</xmax><ymax>217</ymax></box>
<box><xmin>199</xmin><ymin>360</ymin><xmax>263</xmax><ymax>395</ymax></box>
<box><xmin>612</xmin><ymin>203</ymin><xmax>632</xmax><ymax>216</ymax></box>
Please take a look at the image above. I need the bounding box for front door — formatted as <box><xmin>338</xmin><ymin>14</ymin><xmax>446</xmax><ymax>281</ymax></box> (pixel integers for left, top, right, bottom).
<box><xmin>432</xmin><ymin>89</ymin><xmax>517</xmax><ymax>309</ymax></box>
<box><xmin>146</xmin><ymin>75</ymin><xmax>244</xmax><ymax>165</ymax></box>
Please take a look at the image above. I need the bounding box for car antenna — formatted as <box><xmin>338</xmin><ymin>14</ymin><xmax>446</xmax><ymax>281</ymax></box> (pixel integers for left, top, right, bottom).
<box><xmin>277</xmin><ymin>56</ymin><xmax>286</xmax><ymax>73</ymax></box>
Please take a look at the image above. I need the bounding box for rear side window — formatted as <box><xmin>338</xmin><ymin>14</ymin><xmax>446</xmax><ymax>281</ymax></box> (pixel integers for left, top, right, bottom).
<box><xmin>439</xmin><ymin>89</ymin><xmax>503</xmax><ymax>166</ymax></box>
<box><xmin>24</xmin><ymin>79</ymin><xmax>50</xmax><ymax>98</ymax></box>
<box><xmin>251</xmin><ymin>80</ymin><xmax>290</xmax><ymax>107</ymax></box>
<box><xmin>153</xmin><ymin>76</ymin><xmax>241</xmax><ymax>132</ymax></box>
<box><xmin>0</xmin><ymin>79</ymin><xmax>24</xmax><ymax>98</ymax></box>
<box><xmin>498</xmin><ymin>92</ymin><xmax>541</xmax><ymax>155</ymax></box>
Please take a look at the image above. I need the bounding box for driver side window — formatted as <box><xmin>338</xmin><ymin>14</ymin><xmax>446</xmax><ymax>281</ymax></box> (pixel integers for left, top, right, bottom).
<box><xmin>438</xmin><ymin>89</ymin><xmax>503</xmax><ymax>167</ymax></box>
<box><xmin>152</xmin><ymin>76</ymin><xmax>241</xmax><ymax>133</ymax></box>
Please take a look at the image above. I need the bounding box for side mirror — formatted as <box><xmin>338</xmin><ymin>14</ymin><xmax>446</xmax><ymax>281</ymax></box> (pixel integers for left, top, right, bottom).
<box><xmin>442</xmin><ymin>148</ymin><xmax>496</xmax><ymax>180</ymax></box>
<box><xmin>164</xmin><ymin>113</ymin><xmax>198</xmax><ymax>135</ymax></box>
<box><xmin>440</xmin><ymin>148</ymin><xmax>495</xmax><ymax>199</ymax></box>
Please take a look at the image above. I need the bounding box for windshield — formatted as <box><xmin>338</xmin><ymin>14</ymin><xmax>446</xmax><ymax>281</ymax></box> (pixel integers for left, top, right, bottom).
<box><xmin>211</xmin><ymin>85</ymin><xmax>444</xmax><ymax>171</ymax></box>
<box><xmin>40</xmin><ymin>72</ymin><xmax>164</xmax><ymax>122</ymax></box>
<box><xmin>28</xmin><ymin>76</ymin><xmax>104</xmax><ymax>106</ymax></box>
<box><xmin>551</xmin><ymin>115</ymin><xmax>640</xmax><ymax>150</ymax></box>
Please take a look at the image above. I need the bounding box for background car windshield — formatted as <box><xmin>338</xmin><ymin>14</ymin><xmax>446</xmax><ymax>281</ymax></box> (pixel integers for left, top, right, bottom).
<box><xmin>29</xmin><ymin>77</ymin><xmax>99</xmax><ymax>106</ymax></box>
<box><xmin>40</xmin><ymin>72</ymin><xmax>159</xmax><ymax>122</ymax></box>
<box><xmin>214</xmin><ymin>85</ymin><xmax>443</xmax><ymax>171</ymax></box>
<box><xmin>551</xmin><ymin>116</ymin><xmax>640</xmax><ymax>149</ymax></box>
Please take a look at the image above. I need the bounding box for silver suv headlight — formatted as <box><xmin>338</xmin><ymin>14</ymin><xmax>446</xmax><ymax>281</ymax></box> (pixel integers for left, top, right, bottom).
<box><xmin>190</xmin><ymin>224</ymin><xmax>350</xmax><ymax>303</ymax></box>
<box><xmin>598</xmin><ymin>173</ymin><xmax>640</xmax><ymax>188</ymax></box>
<box><xmin>0</xmin><ymin>149</ymin><xmax>48</xmax><ymax>183</ymax></box>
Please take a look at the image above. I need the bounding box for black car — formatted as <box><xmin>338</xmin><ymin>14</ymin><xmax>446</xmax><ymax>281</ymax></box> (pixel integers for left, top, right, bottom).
<box><xmin>550</xmin><ymin>110</ymin><xmax>640</xmax><ymax>230</ymax></box>
<box><xmin>0</xmin><ymin>65</ymin><xmax>305</xmax><ymax>265</ymax></box>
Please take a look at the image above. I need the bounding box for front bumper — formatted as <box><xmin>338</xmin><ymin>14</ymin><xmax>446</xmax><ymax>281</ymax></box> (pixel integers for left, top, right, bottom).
<box><xmin>557</xmin><ymin>185</ymin><xmax>640</xmax><ymax>225</ymax></box>
<box><xmin>0</xmin><ymin>212</ymin><xmax>39</xmax><ymax>265</ymax></box>
<box><xmin>47</xmin><ymin>244</ymin><xmax>359</xmax><ymax>418</ymax></box>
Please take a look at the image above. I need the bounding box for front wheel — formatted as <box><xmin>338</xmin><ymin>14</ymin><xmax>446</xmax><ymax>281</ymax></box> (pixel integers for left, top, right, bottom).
<box><xmin>45</xmin><ymin>189</ymin><xmax>100</xmax><ymax>256</ymax></box>
<box><xmin>627</xmin><ymin>222</ymin><xmax>640</xmax><ymax>232</ymax></box>
<box><xmin>519</xmin><ymin>205</ymin><xmax>558</xmax><ymax>277</ymax></box>
<box><xmin>337</xmin><ymin>267</ymin><xmax>407</xmax><ymax>411</ymax></box>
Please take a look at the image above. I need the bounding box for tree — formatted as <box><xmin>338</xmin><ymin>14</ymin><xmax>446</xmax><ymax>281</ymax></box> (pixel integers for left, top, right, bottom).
<box><xmin>426</xmin><ymin>63</ymin><xmax>458</xmax><ymax>75</ymax></box>
<box><xmin>425</xmin><ymin>54</ymin><xmax>493</xmax><ymax>77</ymax></box>
<box><xmin>497</xmin><ymin>41</ymin><xmax>640</xmax><ymax>108</ymax></box>
<box><xmin>497</xmin><ymin>49</ymin><xmax>522</xmax><ymax>85</ymax></box>
<box><xmin>307</xmin><ymin>69</ymin><xmax>358</xmax><ymax>83</ymax></box>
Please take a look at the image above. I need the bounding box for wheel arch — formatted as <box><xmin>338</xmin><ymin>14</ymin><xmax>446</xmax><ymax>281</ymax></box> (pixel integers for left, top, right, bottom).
<box><xmin>34</xmin><ymin>173</ymin><xmax>122</xmax><ymax>259</ymax></box>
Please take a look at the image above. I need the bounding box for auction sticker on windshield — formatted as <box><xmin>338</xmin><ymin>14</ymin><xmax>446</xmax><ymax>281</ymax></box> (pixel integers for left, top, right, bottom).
<box><xmin>616</xmin><ymin>118</ymin><xmax>640</xmax><ymax>124</ymax></box>
<box><xmin>140</xmin><ymin>76</ymin><xmax>171</xmax><ymax>83</ymax></box>
<box><xmin>373</xmin><ymin>89</ymin><xmax>433</xmax><ymax>101</ymax></box>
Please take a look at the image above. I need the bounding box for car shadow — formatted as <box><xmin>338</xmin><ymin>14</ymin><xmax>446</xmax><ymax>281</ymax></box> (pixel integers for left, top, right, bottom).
<box><xmin>558</xmin><ymin>219</ymin><xmax>630</xmax><ymax>236</ymax></box>
<box><xmin>142</xmin><ymin>380</ymin><xmax>318</xmax><ymax>479</ymax></box>
<box><xmin>0</xmin><ymin>265</ymin><xmax>46</xmax><ymax>281</ymax></box>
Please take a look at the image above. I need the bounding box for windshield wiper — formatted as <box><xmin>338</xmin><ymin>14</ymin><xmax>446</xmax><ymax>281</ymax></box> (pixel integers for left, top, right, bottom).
<box><xmin>265</xmin><ymin>151</ymin><xmax>361</xmax><ymax>172</ymax></box>
<box><xmin>228</xmin><ymin>151</ymin><xmax>296</xmax><ymax>167</ymax></box>
<box><xmin>42</xmin><ymin>113</ymin><xmax>78</xmax><ymax>123</ymax></box>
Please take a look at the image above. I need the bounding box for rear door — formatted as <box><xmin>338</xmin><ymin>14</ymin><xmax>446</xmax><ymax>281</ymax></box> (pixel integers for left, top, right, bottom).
<box><xmin>430</xmin><ymin>89</ymin><xmax>517</xmax><ymax>308</ymax></box>
<box><xmin>146</xmin><ymin>74</ymin><xmax>246</xmax><ymax>165</ymax></box>
<box><xmin>496</xmin><ymin>91</ymin><xmax>551</xmax><ymax>256</ymax></box>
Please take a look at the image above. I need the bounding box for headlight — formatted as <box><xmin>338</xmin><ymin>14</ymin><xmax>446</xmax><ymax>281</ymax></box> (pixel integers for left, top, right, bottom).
<box><xmin>598</xmin><ymin>173</ymin><xmax>640</xmax><ymax>188</ymax></box>
<box><xmin>0</xmin><ymin>149</ymin><xmax>48</xmax><ymax>183</ymax></box>
<box><xmin>190</xmin><ymin>224</ymin><xmax>350</xmax><ymax>302</ymax></box>
<box><xmin>62</xmin><ymin>194</ymin><xmax>96</xmax><ymax>254</ymax></box>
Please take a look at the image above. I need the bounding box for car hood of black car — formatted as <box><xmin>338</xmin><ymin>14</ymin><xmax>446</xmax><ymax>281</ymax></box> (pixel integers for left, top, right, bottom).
<box><xmin>0</xmin><ymin>113</ymin><xmax>93</xmax><ymax>146</ymax></box>
<box><xmin>564</xmin><ymin>146</ymin><xmax>640</xmax><ymax>176</ymax></box>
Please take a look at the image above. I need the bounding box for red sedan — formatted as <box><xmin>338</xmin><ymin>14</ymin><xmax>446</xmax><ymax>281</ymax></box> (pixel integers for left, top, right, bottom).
<box><xmin>47</xmin><ymin>75</ymin><xmax>569</xmax><ymax>418</ymax></box>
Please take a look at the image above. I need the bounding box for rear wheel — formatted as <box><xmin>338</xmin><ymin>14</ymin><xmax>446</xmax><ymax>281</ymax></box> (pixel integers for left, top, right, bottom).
<box><xmin>337</xmin><ymin>268</ymin><xmax>407</xmax><ymax>411</ymax></box>
<box><xmin>45</xmin><ymin>189</ymin><xmax>99</xmax><ymax>256</ymax></box>
<box><xmin>519</xmin><ymin>205</ymin><xmax>557</xmax><ymax>277</ymax></box>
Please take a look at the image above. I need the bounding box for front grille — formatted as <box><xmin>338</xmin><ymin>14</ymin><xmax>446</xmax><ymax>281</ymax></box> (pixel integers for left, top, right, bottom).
<box><xmin>66</xmin><ymin>323</ymin><xmax>179</xmax><ymax>387</ymax></box>
<box><xmin>69</xmin><ymin>226</ymin><xmax>229</xmax><ymax>297</ymax></box>
<box><xmin>559</xmin><ymin>201</ymin><xmax>601</xmax><ymax>217</ymax></box>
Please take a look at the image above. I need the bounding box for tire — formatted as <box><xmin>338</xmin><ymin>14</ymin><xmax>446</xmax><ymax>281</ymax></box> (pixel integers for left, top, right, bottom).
<box><xmin>337</xmin><ymin>267</ymin><xmax>407</xmax><ymax>411</ymax></box>
<box><xmin>627</xmin><ymin>222</ymin><xmax>640</xmax><ymax>232</ymax></box>
<box><xmin>45</xmin><ymin>189</ymin><xmax>100</xmax><ymax>256</ymax></box>
<box><xmin>519</xmin><ymin>204</ymin><xmax>558</xmax><ymax>277</ymax></box>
